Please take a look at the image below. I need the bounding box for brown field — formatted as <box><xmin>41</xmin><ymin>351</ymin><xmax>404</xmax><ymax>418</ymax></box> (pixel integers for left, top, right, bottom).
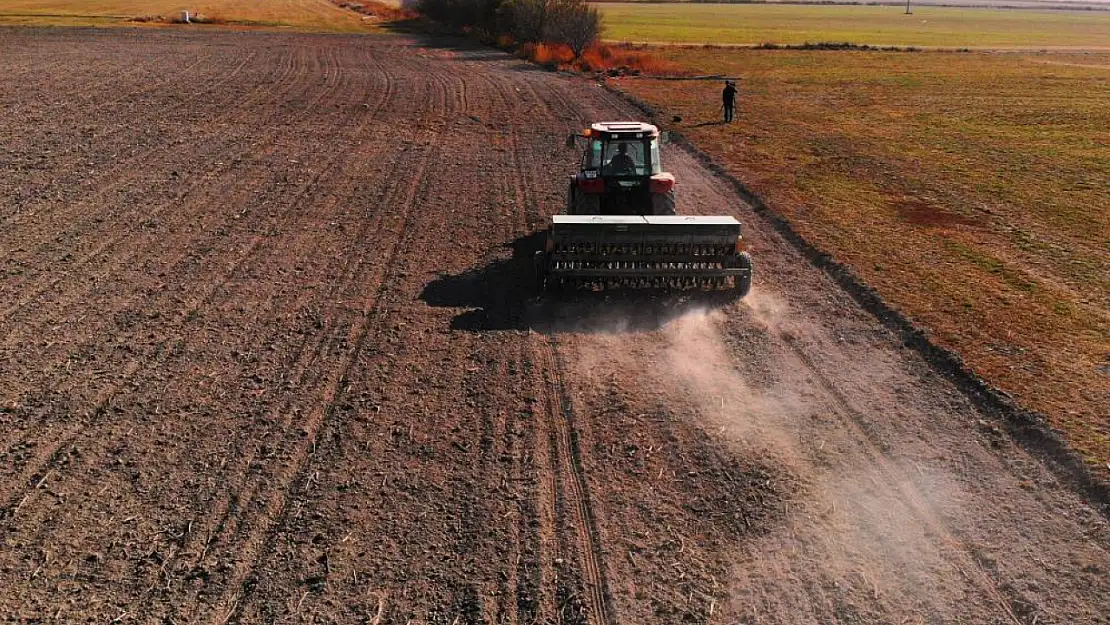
<box><xmin>618</xmin><ymin>48</ymin><xmax>1110</xmax><ymax>473</ymax></box>
<box><xmin>0</xmin><ymin>0</ymin><xmax>375</xmax><ymax>30</ymax></box>
<box><xmin>1</xmin><ymin>26</ymin><xmax>1109</xmax><ymax>624</ymax></box>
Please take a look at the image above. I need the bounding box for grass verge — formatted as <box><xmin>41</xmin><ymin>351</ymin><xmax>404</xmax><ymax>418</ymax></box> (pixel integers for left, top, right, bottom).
<box><xmin>594</xmin><ymin>2</ymin><xmax>1110</xmax><ymax>48</ymax></box>
<box><xmin>616</xmin><ymin>48</ymin><xmax>1110</xmax><ymax>472</ymax></box>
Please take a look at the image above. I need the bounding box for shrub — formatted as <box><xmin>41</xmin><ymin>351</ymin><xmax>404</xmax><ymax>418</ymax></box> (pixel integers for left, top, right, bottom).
<box><xmin>548</xmin><ymin>0</ymin><xmax>601</xmax><ymax>58</ymax></box>
<box><xmin>418</xmin><ymin>0</ymin><xmax>599</xmax><ymax>57</ymax></box>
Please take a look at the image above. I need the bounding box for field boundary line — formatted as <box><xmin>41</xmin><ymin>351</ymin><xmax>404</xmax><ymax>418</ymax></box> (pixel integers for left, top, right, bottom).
<box><xmin>600</xmin><ymin>79</ymin><xmax>1110</xmax><ymax>519</ymax></box>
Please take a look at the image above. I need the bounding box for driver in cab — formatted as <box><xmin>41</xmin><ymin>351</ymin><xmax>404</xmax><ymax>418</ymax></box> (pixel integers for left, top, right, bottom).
<box><xmin>606</xmin><ymin>143</ymin><xmax>637</xmax><ymax>174</ymax></box>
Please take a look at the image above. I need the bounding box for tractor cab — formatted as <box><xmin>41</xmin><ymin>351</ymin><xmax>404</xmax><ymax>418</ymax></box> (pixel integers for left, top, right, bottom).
<box><xmin>566</xmin><ymin>122</ymin><xmax>675</xmax><ymax>216</ymax></box>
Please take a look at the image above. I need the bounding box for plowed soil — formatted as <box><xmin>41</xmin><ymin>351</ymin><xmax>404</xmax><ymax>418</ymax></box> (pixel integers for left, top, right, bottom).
<box><xmin>1</xmin><ymin>27</ymin><xmax>1108</xmax><ymax>625</ymax></box>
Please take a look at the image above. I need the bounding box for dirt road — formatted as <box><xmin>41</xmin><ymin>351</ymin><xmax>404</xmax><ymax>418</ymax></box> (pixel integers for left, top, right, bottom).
<box><xmin>1</xmin><ymin>27</ymin><xmax>1107</xmax><ymax>624</ymax></box>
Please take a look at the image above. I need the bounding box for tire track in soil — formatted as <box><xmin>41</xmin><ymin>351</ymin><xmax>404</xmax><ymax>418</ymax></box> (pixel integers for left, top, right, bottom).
<box><xmin>771</xmin><ymin>331</ymin><xmax>1028</xmax><ymax>625</ymax></box>
<box><xmin>263</xmin><ymin>63</ymin><xmax>541</xmax><ymax>624</ymax></box>
<box><xmin>0</xmin><ymin>42</ymin><xmax>377</xmax><ymax>520</ymax></box>
<box><xmin>0</xmin><ymin>46</ymin><xmax>304</xmax><ymax>314</ymax></box>
<box><xmin>202</xmin><ymin>111</ymin><xmax>451</xmax><ymax>625</ymax></box>
<box><xmin>456</xmin><ymin>66</ymin><xmax>545</xmax><ymax>625</ymax></box>
<box><xmin>443</xmin><ymin>66</ymin><xmax>539</xmax><ymax>625</ymax></box>
<box><xmin>222</xmin><ymin>64</ymin><xmax>501</xmax><ymax>623</ymax></box>
<box><xmin>119</xmin><ymin>46</ymin><xmax>402</xmax><ymax>622</ymax></box>
<box><xmin>488</xmin><ymin>67</ymin><xmax>617</xmax><ymax>625</ymax></box>
<box><xmin>494</xmin><ymin>74</ymin><xmax>539</xmax><ymax>625</ymax></box>
<box><xmin>0</xmin><ymin>43</ymin><xmax>299</xmax><ymax>281</ymax></box>
<box><xmin>0</xmin><ymin>43</ymin><xmax>282</xmax><ymax>235</ymax></box>
<box><xmin>0</xmin><ymin>46</ymin><xmax>318</xmax><ymax>478</ymax></box>
<box><xmin>143</xmin><ymin>128</ymin><xmax>408</xmax><ymax>623</ymax></box>
<box><xmin>0</xmin><ymin>49</ymin><xmax>258</xmax><ymax>227</ymax></box>
<box><xmin>0</xmin><ymin>42</ymin><xmax>313</xmax><ymax>434</ymax></box>
<box><xmin>0</xmin><ymin>46</ymin><xmax>373</xmax><ymax>523</ymax></box>
<box><xmin>518</xmin><ymin>79</ymin><xmax>616</xmax><ymax>625</ymax></box>
<box><xmin>148</xmin><ymin>126</ymin><xmax>425</xmax><ymax>603</ymax></box>
<box><xmin>208</xmin><ymin>129</ymin><xmax>443</xmax><ymax>624</ymax></box>
<box><xmin>4</xmin><ymin>43</ymin><xmax>402</xmax><ymax>620</ymax></box>
<box><xmin>211</xmin><ymin>63</ymin><xmax>479</xmax><ymax>623</ymax></box>
<box><xmin>0</xmin><ymin>44</ymin><xmax>305</xmax><ymax>316</ymax></box>
<box><xmin>490</xmin><ymin>90</ymin><xmax>563</xmax><ymax>625</ymax></box>
<box><xmin>537</xmin><ymin>339</ymin><xmax>618</xmax><ymax>625</ymax></box>
<box><xmin>436</xmin><ymin>67</ymin><xmax>528</xmax><ymax>625</ymax></box>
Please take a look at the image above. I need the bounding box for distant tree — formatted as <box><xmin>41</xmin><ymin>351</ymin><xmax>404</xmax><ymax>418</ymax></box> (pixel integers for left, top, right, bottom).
<box><xmin>418</xmin><ymin>0</ymin><xmax>601</xmax><ymax>58</ymax></box>
<box><xmin>548</xmin><ymin>0</ymin><xmax>600</xmax><ymax>58</ymax></box>
<box><xmin>502</xmin><ymin>0</ymin><xmax>549</xmax><ymax>43</ymax></box>
<box><xmin>417</xmin><ymin>0</ymin><xmax>500</xmax><ymax>31</ymax></box>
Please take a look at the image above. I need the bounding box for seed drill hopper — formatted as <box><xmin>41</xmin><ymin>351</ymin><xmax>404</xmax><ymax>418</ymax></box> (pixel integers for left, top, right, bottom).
<box><xmin>535</xmin><ymin>122</ymin><xmax>753</xmax><ymax>296</ymax></box>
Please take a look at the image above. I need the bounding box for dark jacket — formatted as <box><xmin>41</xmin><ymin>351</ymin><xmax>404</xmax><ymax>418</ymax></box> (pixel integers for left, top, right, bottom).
<box><xmin>722</xmin><ymin>83</ymin><xmax>737</xmax><ymax>105</ymax></box>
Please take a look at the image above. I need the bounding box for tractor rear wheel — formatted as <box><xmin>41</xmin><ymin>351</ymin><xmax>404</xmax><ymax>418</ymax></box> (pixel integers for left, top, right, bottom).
<box><xmin>733</xmin><ymin>252</ymin><xmax>753</xmax><ymax>298</ymax></box>
<box><xmin>571</xmin><ymin>190</ymin><xmax>601</xmax><ymax>215</ymax></box>
<box><xmin>533</xmin><ymin>251</ymin><xmax>548</xmax><ymax>293</ymax></box>
<box><xmin>652</xmin><ymin>190</ymin><xmax>677</xmax><ymax>215</ymax></box>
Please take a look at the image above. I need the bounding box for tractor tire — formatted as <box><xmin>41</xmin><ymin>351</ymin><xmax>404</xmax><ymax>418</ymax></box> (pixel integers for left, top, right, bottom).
<box><xmin>733</xmin><ymin>252</ymin><xmax>753</xmax><ymax>298</ymax></box>
<box><xmin>572</xmin><ymin>191</ymin><xmax>601</xmax><ymax>216</ymax></box>
<box><xmin>652</xmin><ymin>190</ymin><xmax>677</xmax><ymax>216</ymax></box>
<box><xmin>534</xmin><ymin>251</ymin><xmax>549</xmax><ymax>293</ymax></box>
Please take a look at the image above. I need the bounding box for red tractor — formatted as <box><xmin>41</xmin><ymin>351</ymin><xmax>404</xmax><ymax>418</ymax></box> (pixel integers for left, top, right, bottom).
<box><xmin>536</xmin><ymin>121</ymin><xmax>753</xmax><ymax>296</ymax></box>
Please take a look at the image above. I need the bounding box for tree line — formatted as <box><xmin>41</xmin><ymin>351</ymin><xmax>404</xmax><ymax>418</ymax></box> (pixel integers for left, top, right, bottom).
<box><xmin>416</xmin><ymin>0</ymin><xmax>603</xmax><ymax>58</ymax></box>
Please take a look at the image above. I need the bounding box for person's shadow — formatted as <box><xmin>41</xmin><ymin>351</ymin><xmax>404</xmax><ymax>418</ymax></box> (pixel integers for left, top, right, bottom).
<box><xmin>419</xmin><ymin>231</ymin><xmax>740</xmax><ymax>334</ymax></box>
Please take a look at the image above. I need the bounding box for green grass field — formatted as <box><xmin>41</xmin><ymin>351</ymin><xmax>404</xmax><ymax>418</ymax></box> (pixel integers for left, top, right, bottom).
<box><xmin>621</xmin><ymin>49</ymin><xmax>1110</xmax><ymax>469</ymax></box>
<box><xmin>595</xmin><ymin>2</ymin><xmax>1110</xmax><ymax>47</ymax></box>
<box><xmin>0</xmin><ymin>0</ymin><xmax>373</xmax><ymax>31</ymax></box>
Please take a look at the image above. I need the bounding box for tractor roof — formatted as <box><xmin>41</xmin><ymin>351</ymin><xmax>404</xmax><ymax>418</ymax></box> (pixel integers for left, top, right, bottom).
<box><xmin>588</xmin><ymin>121</ymin><xmax>659</xmax><ymax>137</ymax></box>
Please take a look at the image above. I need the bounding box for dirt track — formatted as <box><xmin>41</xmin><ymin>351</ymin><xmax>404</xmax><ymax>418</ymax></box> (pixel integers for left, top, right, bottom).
<box><xmin>1</xmin><ymin>27</ymin><xmax>1108</xmax><ymax>625</ymax></box>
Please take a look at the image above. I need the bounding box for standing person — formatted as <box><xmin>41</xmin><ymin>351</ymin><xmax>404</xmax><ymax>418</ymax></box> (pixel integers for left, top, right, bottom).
<box><xmin>722</xmin><ymin>80</ymin><xmax>738</xmax><ymax>123</ymax></box>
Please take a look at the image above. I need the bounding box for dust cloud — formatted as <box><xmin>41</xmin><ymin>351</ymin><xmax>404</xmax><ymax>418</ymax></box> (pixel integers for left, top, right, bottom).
<box><xmin>658</xmin><ymin>299</ymin><xmax>807</xmax><ymax>468</ymax></box>
<box><xmin>570</xmin><ymin>287</ymin><xmax>972</xmax><ymax>622</ymax></box>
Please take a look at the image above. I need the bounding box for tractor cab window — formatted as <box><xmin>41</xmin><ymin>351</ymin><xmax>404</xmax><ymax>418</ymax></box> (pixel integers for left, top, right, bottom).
<box><xmin>584</xmin><ymin>135</ymin><xmax>661</xmax><ymax>175</ymax></box>
<box><xmin>602</xmin><ymin>140</ymin><xmax>645</xmax><ymax>175</ymax></box>
<box><xmin>586</xmin><ymin>139</ymin><xmax>604</xmax><ymax>171</ymax></box>
<box><xmin>649</xmin><ymin>138</ymin><xmax>662</xmax><ymax>175</ymax></box>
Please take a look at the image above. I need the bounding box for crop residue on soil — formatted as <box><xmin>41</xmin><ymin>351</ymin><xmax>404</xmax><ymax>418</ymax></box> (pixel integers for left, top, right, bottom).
<box><xmin>1</xmin><ymin>27</ymin><xmax>1108</xmax><ymax>625</ymax></box>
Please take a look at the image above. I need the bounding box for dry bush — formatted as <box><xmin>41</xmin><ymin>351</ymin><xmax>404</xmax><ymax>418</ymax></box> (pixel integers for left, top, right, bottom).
<box><xmin>529</xmin><ymin>42</ymin><xmax>576</xmax><ymax>65</ymax></box>
<box><xmin>512</xmin><ymin>41</ymin><xmax>683</xmax><ymax>75</ymax></box>
<box><xmin>548</xmin><ymin>0</ymin><xmax>601</xmax><ymax>58</ymax></box>
<box><xmin>335</xmin><ymin>0</ymin><xmax>420</xmax><ymax>21</ymax></box>
<box><xmin>577</xmin><ymin>44</ymin><xmax>685</xmax><ymax>75</ymax></box>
